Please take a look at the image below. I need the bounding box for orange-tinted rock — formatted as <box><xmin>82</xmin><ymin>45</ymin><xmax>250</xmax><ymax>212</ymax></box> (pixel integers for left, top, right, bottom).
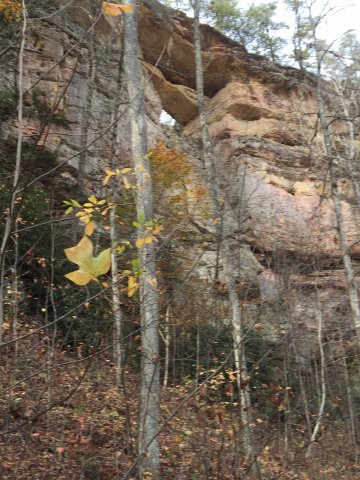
<box><xmin>143</xmin><ymin>63</ymin><xmax>199</xmax><ymax>123</ymax></box>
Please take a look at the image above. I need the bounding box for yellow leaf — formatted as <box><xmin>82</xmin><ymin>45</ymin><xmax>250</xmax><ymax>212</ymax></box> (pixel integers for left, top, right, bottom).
<box><xmin>65</xmin><ymin>235</ymin><xmax>93</xmax><ymax>264</ymax></box>
<box><xmin>102</xmin><ymin>203</ymin><xmax>113</xmax><ymax>216</ymax></box>
<box><xmin>144</xmin><ymin>236</ymin><xmax>155</xmax><ymax>244</ymax></box>
<box><xmin>135</xmin><ymin>237</ymin><xmax>145</xmax><ymax>248</ymax></box>
<box><xmin>64</xmin><ymin>236</ymin><xmax>111</xmax><ymax>286</ymax></box>
<box><xmin>84</xmin><ymin>221</ymin><xmax>95</xmax><ymax>236</ymax></box>
<box><xmin>128</xmin><ymin>275</ymin><xmax>138</xmax><ymax>297</ymax></box>
<box><xmin>123</xmin><ymin>177</ymin><xmax>131</xmax><ymax>189</ymax></box>
<box><xmin>102</xmin><ymin>2</ymin><xmax>133</xmax><ymax>16</ymax></box>
<box><xmin>78</xmin><ymin>213</ymin><xmax>92</xmax><ymax>223</ymax></box>
<box><xmin>153</xmin><ymin>225</ymin><xmax>163</xmax><ymax>235</ymax></box>
<box><xmin>88</xmin><ymin>195</ymin><xmax>97</xmax><ymax>204</ymax></box>
<box><xmin>65</xmin><ymin>270</ymin><xmax>94</xmax><ymax>286</ymax></box>
<box><xmin>121</xmin><ymin>168</ymin><xmax>132</xmax><ymax>174</ymax></box>
<box><xmin>103</xmin><ymin>169</ymin><xmax>116</xmax><ymax>186</ymax></box>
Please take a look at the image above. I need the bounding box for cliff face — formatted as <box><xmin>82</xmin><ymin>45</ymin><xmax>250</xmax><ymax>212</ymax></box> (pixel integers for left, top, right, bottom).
<box><xmin>1</xmin><ymin>0</ymin><xmax>359</xmax><ymax>356</ymax></box>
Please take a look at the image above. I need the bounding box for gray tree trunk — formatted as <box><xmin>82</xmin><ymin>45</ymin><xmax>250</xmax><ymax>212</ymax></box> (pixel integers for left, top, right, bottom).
<box><xmin>193</xmin><ymin>1</ymin><xmax>261</xmax><ymax>477</ymax></box>
<box><xmin>110</xmin><ymin>207</ymin><xmax>123</xmax><ymax>387</ymax></box>
<box><xmin>123</xmin><ymin>2</ymin><xmax>160</xmax><ymax>478</ymax></box>
<box><xmin>0</xmin><ymin>1</ymin><xmax>27</xmax><ymax>344</ymax></box>
<box><xmin>306</xmin><ymin>287</ymin><xmax>326</xmax><ymax>457</ymax></box>
<box><xmin>311</xmin><ymin>27</ymin><xmax>360</xmax><ymax>344</ymax></box>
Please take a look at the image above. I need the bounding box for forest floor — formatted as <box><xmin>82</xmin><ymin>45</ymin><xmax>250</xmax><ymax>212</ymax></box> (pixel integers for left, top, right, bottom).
<box><xmin>0</xmin><ymin>320</ymin><xmax>359</xmax><ymax>480</ymax></box>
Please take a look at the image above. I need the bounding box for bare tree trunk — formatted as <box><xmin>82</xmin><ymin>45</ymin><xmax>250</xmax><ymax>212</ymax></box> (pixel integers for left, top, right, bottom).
<box><xmin>292</xmin><ymin>341</ymin><xmax>312</xmax><ymax>440</ymax></box>
<box><xmin>110</xmin><ymin>207</ymin><xmax>123</xmax><ymax>387</ymax></box>
<box><xmin>162</xmin><ymin>305</ymin><xmax>171</xmax><ymax>388</ymax></box>
<box><xmin>192</xmin><ymin>1</ymin><xmax>260</xmax><ymax>477</ymax></box>
<box><xmin>195</xmin><ymin>324</ymin><xmax>200</xmax><ymax>387</ymax></box>
<box><xmin>332</xmin><ymin>81</ymin><xmax>360</xmax><ymax>210</ymax></box>
<box><xmin>11</xmin><ymin>220</ymin><xmax>19</xmax><ymax>358</ymax></box>
<box><xmin>306</xmin><ymin>288</ymin><xmax>326</xmax><ymax>457</ymax></box>
<box><xmin>123</xmin><ymin>2</ymin><xmax>160</xmax><ymax>478</ymax></box>
<box><xmin>0</xmin><ymin>0</ymin><xmax>27</xmax><ymax>345</ymax></box>
<box><xmin>341</xmin><ymin>351</ymin><xmax>358</xmax><ymax>463</ymax></box>
<box><xmin>46</xmin><ymin>207</ymin><xmax>57</xmax><ymax>426</ymax></box>
<box><xmin>311</xmin><ymin>26</ymin><xmax>360</xmax><ymax>345</ymax></box>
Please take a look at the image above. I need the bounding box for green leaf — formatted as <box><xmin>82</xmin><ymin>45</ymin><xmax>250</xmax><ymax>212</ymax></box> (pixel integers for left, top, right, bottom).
<box><xmin>131</xmin><ymin>258</ymin><xmax>139</xmax><ymax>271</ymax></box>
<box><xmin>70</xmin><ymin>199</ymin><xmax>82</xmax><ymax>208</ymax></box>
<box><xmin>137</xmin><ymin>212</ymin><xmax>145</xmax><ymax>224</ymax></box>
<box><xmin>91</xmin><ymin>248</ymin><xmax>111</xmax><ymax>277</ymax></box>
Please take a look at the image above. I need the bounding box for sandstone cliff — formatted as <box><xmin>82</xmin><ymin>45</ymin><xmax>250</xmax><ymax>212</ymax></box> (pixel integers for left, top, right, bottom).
<box><xmin>1</xmin><ymin>0</ymin><xmax>359</xmax><ymax>359</ymax></box>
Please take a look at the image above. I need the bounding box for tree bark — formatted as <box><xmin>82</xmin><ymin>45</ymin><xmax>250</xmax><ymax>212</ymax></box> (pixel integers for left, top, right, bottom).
<box><xmin>193</xmin><ymin>1</ymin><xmax>260</xmax><ymax>477</ymax></box>
<box><xmin>311</xmin><ymin>27</ymin><xmax>360</xmax><ymax>345</ymax></box>
<box><xmin>0</xmin><ymin>0</ymin><xmax>27</xmax><ymax>345</ymax></box>
<box><xmin>110</xmin><ymin>207</ymin><xmax>123</xmax><ymax>387</ymax></box>
<box><xmin>306</xmin><ymin>287</ymin><xmax>326</xmax><ymax>457</ymax></box>
<box><xmin>123</xmin><ymin>2</ymin><xmax>160</xmax><ymax>478</ymax></box>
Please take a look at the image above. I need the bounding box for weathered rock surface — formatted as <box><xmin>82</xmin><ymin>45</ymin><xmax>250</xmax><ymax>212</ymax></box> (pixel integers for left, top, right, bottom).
<box><xmin>1</xmin><ymin>0</ymin><xmax>360</xmax><ymax>351</ymax></box>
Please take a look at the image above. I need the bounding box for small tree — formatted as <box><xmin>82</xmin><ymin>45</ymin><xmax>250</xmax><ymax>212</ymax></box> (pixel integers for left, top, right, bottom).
<box><xmin>123</xmin><ymin>1</ymin><xmax>161</xmax><ymax>478</ymax></box>
<box><xmin>193</xmin><ymin>0</ymin><xmax>261</xmax><ymax>477</ymax></box>
<box><xmin>207</xmin><ymin>0</ymin><xmax>287</xmax><ymax>62</ymax></box>
<box><xmin>285</xmin><ymin>0</ymin><xmax>313</xmax><ymax>69</ymax></box>
<box><xmin>308</xmin><ymin>3</ymin><xmax>360</xmax><ymax>347</ymax></box>
<box><xmin>206</xmin><ymin>0</ymin><xmax>240</xmax><ymax>32</ymax></box>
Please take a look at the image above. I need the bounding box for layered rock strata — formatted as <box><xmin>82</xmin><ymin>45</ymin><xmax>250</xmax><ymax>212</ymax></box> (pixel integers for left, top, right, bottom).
<box><xmin>1</xmin><ymin>0</ymin><xmax>359</xmax><ymax>356</ymax></box>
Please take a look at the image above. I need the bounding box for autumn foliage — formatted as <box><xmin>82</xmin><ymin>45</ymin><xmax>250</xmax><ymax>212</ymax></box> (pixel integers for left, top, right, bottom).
<box><xmin>64</xmin><ymin>222</ymin><xmax>111</xmax><ymax>286</ymax></box>
<box><xmin>150</xmin><ymin>141</ymin><xmax>192</xmax><ymax>188</ymax></box>
<box><xmin>0</xmin><ymin>0</ymin><xmax>22</xmax><ymax>21</ymax></box>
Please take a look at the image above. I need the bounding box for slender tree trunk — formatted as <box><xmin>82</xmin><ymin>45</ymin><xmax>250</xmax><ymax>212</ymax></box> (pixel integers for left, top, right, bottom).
<box><xmin>11</xmin><ymin>220</ymin><xmax>19</xmax><ymax>358</ymax></box>
<box><xmin>341</xmin><ymin>351</ymin><xmax>358</xmax><ymax>462</ymax></box>
<box><xmin>195</xmin><ymin>324</ymin><xmax>200</xmax><ymax>387</ymax></box>
<box><xmin>293</xmin><ymin>341</ymin><xmax>312</xmax><ymax>439</ymax></box>
<box><xmin>312</xmin><ymin>28</ymin><xmax>360</xmax><ymax>345</ymax></box>
<box><xmin>162</xmin><ymin>305</ymin><xmax>170</xmax><ymax>388</ymax></box>
<box><xmin>109</xmin><ymin>42</ymin><xmax>125</xmax><ymax>389</ymax></box>
<box><xmin>193</xmin><ymin>1</ymin><xmax>260</xmax><ymax>477</ymax></box>
<box><xmin>123</xmin><ymin>2</ymin><xmax>160</xmax><ymax>478</ymax></box>
<box><xmin>333</xmin><ymin>82</ymin><xmax>360</xmax><ymax>208</ymax></box>
<box><xmin>110</xmin><ymin>207</ymin><xmax>123</xmax><ymax>387</ymax></box>
<box><xmin>306</xmin><ymin>288</ymin><xmax>326</xmax><ymax>457</ymax></box>
<box><xmin>0</xmin><ymin>0</ymin><xmax>27</xmax><ymax>345</ymax></box>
